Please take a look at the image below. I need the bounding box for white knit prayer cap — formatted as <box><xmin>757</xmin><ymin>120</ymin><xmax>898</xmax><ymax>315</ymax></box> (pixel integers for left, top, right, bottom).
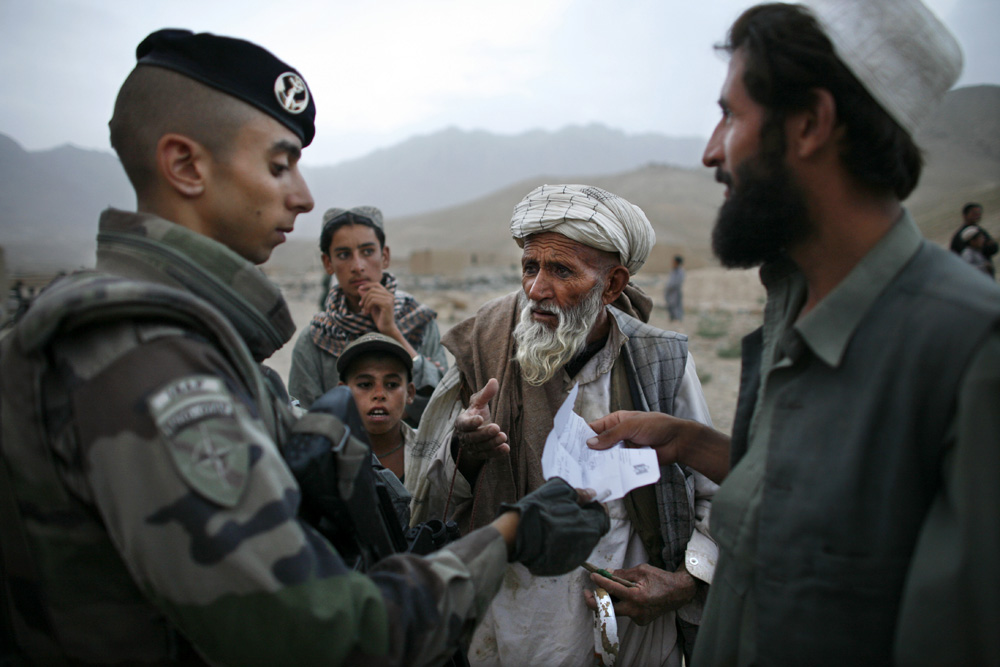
<box><xmin>509</xmin><ymin>184</ymin><xmax>656</xmax><ymax>275</ymax></box>
<box><xmin>802</xmin><ymin>0</ymin><xmax>962</xmax><ymax>137</ymax></box>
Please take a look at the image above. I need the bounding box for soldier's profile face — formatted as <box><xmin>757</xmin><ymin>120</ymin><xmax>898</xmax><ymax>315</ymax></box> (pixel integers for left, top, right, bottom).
<box><xmin>199</xmin><ymin>112</ymin><xmax>314</xmax><ymax>264</ymax></box>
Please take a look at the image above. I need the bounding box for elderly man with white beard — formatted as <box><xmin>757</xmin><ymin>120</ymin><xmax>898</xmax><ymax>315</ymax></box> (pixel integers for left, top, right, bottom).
<box><xmin>407</xmin><ymin>184</ymin><xmax>718</xmax><ymax>666</ymax></box>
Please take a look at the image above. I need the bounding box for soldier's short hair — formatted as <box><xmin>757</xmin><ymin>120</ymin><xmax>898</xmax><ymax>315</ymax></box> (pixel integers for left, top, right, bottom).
<box><xmin>109</xmin><ymin>67</ymin><xmax>257</xmax><ymax>196</ymax></box>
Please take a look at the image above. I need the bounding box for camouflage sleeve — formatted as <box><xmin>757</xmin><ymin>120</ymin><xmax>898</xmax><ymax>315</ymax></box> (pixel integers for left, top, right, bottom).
<box><xmin>368</xmin><ymin>528</ymin><xmax>508</xmax><ymax>666</ymax></box>
<box><xmin>60</xmin><ymin>322</ymin><xmax>507</xmax><ymax>665</ymax></box>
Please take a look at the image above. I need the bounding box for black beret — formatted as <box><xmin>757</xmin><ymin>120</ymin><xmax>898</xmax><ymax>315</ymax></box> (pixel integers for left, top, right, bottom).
<box><xmin>135</xmin><ymin>29</ymin><xmax>316</xmax><ymax>147</ymax></box>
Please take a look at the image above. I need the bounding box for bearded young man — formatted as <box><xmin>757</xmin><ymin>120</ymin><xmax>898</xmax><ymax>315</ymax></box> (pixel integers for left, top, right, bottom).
<box><xmin>408</xmin><ymin>184</ymin><xmax>718</xmax><ymax>667</ymax></box>
<box><xmin>585</xmin><ymin>1</ymin><xmax>1000</xmax><ymax>665</ymax></box>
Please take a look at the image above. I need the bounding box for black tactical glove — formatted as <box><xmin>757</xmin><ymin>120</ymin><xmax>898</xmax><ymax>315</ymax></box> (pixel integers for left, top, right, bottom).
<box><xmin>285</xmin><ymin>386</ymin><xmax>369</xmax><ymax>502</ymax></box>
<box><xmin>498</xmin><ymin>477</ymin><xmax>609</xmax><ymax>576</ymax></box>
<box><xmin>283</xmin><ymin>386</ymin><xmax>406</xmax><ymax>567</ymax></box>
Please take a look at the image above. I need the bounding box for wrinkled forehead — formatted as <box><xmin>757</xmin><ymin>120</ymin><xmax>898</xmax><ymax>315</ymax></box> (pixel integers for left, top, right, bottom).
<box><xmin>521</xmin><ymin>231</ymin><xmax>618</xmax><ymax>267</ymax></box>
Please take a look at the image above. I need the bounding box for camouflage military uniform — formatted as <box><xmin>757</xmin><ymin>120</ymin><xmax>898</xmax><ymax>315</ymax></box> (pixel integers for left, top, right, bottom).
<box><xmin>0</xmin><ymin>209</ymin><xmax>509</xmax><ymax>665</ymax></box>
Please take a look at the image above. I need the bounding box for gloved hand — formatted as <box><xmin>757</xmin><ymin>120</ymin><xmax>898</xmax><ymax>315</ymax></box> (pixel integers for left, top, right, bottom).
<box><xmin>498</xmin><ymin>477</ymin><xmax>609</xmax><ymax>576</ymax></box>
<box><xmin>285</xmin><ymin>386</ymin><xmax>369</xmax><ymax>501</ymax></box>
<box><xmin>284</xmin><ymin>386</ymin><xmax>405</xmax><ymax>566</ymax></box>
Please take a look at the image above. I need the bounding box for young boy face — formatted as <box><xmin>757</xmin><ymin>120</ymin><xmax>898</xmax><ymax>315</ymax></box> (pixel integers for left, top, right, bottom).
<box><xmin>322</xmin><ymin>223</ymin><xmax>389</xmax><ymax>305</ymax></box>
<box><xmin>341</xmin><ymin>355</ymin><xmax>415</xmax><ymax>437</ymax></box>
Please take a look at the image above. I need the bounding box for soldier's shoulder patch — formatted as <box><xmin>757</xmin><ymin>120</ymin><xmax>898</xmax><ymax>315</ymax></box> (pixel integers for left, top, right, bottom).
<box><xmin>148</xmin><ymin>375</ymin><xmax>250</xmax><ymax>508</ymax></box>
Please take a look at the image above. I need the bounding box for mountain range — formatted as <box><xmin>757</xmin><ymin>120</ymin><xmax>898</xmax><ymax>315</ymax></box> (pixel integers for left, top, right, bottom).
<box><xmin>0</xmin><ymin>123</ymin><xmax>704</xmax><ymax>272</ymax></box>
<box><xmin>270</xmin><ymin>85</ymin><xmax>1000</xmax><ymax>274</ymax></box>
<box><xmin>1</xmin><ymin>85</ymin><xmax>997</xmax><ymax>274</ymax></box>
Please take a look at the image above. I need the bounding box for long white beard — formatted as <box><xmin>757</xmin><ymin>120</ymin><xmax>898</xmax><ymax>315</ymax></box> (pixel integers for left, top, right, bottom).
<box><xmin>513</xmin><ymin>283</ymin><xmax>605</xmax><ymax>386</ymax></box>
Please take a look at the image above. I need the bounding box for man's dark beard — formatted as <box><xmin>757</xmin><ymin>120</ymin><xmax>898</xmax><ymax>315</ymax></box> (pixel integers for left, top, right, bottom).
<box><xmin>711</xmin><ymin>134</ymin><xmax>812</xmax><ymax>268</ymax></box>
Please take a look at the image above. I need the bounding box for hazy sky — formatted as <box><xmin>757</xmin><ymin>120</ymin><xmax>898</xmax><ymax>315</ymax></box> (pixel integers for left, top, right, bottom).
<box><xmin>1</xmin><ymin>0</ymin><xmax>996</xmax><ymax>167</ymax></box>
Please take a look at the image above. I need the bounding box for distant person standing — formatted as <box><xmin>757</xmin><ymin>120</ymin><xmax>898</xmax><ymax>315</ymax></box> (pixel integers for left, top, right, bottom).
<box><xmin>665</xmin><ymin>254</ymin><xmax>686</xmax><ymax>321</ymax></box>
<box><xmin>950</xmin><ymin>202</ymin><xmax>998</xmax><ymax>258</ymax></box>
<box><xmin>959</xmin><ymin>225</ymin><xmax>996</xmax><ymax>277</ymax></box>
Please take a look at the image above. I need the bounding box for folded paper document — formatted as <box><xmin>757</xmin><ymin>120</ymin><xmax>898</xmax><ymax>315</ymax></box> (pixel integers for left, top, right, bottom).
<box><xmin>541</xmin><ymin>384</ymin><xmax>660</xmax><ymax>501</ymax></box>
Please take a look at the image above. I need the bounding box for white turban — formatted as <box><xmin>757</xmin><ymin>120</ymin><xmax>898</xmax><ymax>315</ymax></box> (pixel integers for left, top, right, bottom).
<box><xmin>509</xmin><ymin>184</ymin><xmax>656</xmax><ymax>275</ymax></box>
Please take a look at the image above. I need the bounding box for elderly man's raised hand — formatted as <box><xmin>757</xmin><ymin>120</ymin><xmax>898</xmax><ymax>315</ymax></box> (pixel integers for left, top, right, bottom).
<box><xmin>452</xmin><ymin>378</ymin><xmax>509</xmax><ymax>465</ymax></box>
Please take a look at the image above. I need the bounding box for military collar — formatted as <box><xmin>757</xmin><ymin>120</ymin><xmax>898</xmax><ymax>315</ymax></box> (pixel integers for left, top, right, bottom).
<box><xmin>96</xmin><ymin>208</ymin><xmax>295</xmax><ymax>361</ymax></box>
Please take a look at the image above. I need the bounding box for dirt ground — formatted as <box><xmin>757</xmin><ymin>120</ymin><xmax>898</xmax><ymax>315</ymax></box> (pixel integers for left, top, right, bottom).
<box><xmin>269</xmin><ymin>267</ymin><xmax>765</xmax><ymax>435</ymax></box>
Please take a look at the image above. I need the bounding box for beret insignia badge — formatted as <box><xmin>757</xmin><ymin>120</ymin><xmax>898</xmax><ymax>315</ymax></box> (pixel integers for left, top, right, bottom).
<box><xmin>274</xmin><ymin>72</ymin><xmax>309</xmax><ymax>114</ymax></box>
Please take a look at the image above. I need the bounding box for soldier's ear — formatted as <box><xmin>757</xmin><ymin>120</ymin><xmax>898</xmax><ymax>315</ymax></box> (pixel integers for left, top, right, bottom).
<box><xmin>157</xmin><ymin>133</ymin><xmax>208</xmax><ymax>198</ymax></box>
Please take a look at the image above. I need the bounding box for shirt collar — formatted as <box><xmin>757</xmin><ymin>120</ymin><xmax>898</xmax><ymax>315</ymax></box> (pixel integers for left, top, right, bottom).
<box><xmin>795</xmin><ymin>210</ymin><xmax>923</xmax><ymax>367</ymax></box>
